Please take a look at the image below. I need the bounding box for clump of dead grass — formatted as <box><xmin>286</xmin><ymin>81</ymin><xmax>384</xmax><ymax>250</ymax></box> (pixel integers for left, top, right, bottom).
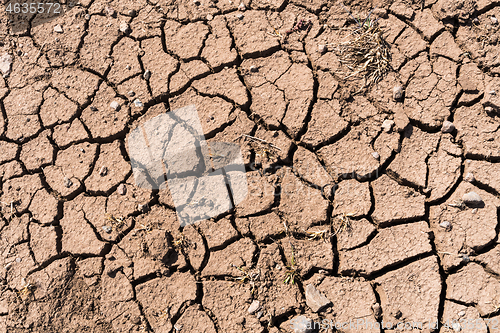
<box><xmin>283</xmin><ymin>246</ymin><xmax>298</xmax><ymax>285</ymax></box>
<box><xmin>332</xmin><ymin>212</ymin><xmax>353</xmax><ymax>236</ymax></box>
<box><xmin>332</xmin><ymin>6</ymin><xmax>391</xmax><ymax>88</ymax></box>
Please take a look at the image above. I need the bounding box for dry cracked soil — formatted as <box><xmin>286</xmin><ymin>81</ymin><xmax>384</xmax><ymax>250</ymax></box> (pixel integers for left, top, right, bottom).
<box><xmin>0</xmin><ymin>0</ymin><xmax>500</xmax><ymax>332</ymax></box>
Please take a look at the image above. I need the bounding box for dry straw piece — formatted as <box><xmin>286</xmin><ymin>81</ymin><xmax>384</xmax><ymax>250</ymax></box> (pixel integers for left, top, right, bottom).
<box><xmin>332</xmin><ymin>5</ymin><xmax>391</xmax><ymax>89</ymax></box>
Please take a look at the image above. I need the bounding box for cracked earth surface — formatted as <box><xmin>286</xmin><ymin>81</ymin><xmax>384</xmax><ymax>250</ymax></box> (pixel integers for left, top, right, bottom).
<box><xmin>0</xmin><ymin>0</ymin><xmax>499</xmax><ymax>332</ymax></box>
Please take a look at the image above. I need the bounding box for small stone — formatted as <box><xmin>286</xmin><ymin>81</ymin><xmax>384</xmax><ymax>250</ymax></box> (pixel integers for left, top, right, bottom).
<box><xmin>372</xmin><ymin>303</ymin><xmax>382</xmax><ymax>318</ymax></box>
<box><xmin>291</xmin><ymin>315</ymin><xmax>314</xmax><ymax>333</ymax></box>
<box><xmin>133</xmin><ymin>99</ymin><xmax>144</xmax><ymax>107</ymax></box>
<box><xmin>110</xmin><ymin>101</ymin><xmax>121</xmax><ymax>111</ymax></box>
<box><xmin>275</xmin><ymin>264</ymin><xmax>281</xmax><ymax>270</ymax></box>
<box><xmin>90</xmin><ymin>106</ymin><xmax>98</xmax><ymax>111</ymax></box>
<box><xmin>256</xmin><ymin>311</ymin><xmax>263</xmax><ymax>319</ymax></box>
<box><xmin>120</xmin><ymin>22</ymin><xmax>131</xmax><ymax>34</ymax></box>
<box><xmin>128</xmin><ymin>91</ymin><xmax>136</xmax><ymax>97</ymax></box>
<box><xmin>461</xmin><ymin>254</ymin><xmax>470</xmax><ymax>263</ymax></box>
<box><xmin>381</xmin><ymin>119</ymin><xmax>394</xmax><ymax>133</ymax></box>
<box><xmin>174</xmin><ymin>324</ymin><xmax>183</xmax><ymax>331</ymax></box>
<box><xmin>193</xmin><ymin>0</ymin><xmax>201</xmax><ymax>4</ymax></box>
<box><xmin>452</xmin><ymin>322</ymin><xmax>461</xmax><ymax>331</ymax></box>
<box><xmin>441</xmin><ymin>121</ymin><xmax>455</xmax><ymax>133</ymax></box>
<box><xmin>126</xmin><ymin>65</ymin><xmax>131</xmax><ymax>70</ymax></box>
<box><xmin>207</xmin><ymin>14</ymin><xmax>213</xmax><ymax>21</ymax></box>
<box><xmin>138</xmin><ymin>204</ymin><xmax>149</xmax><ymax>213</ymax></box>
<box><xmin>439</xmin><ymin>221</ymin><xmax>452</xmax><ymax>231</ymax></box>
<box><xmin>464</xmin><ymin>172</ymin><xmax>475</xmax><ymax>182</ymax></box>
<box><xmin>238</xmin><ymin>2</ymin><xmax>246</xmax><ymax>11</ymax></box>
<box><xmin>128</xmin><ymin>9</ymin><xmax>137</xmax><ymax>17</ymax></box>
<box><xmin>247</xmin><ymin>300</ymin><xmax>260</xmax><ymax>314</ymax></box>
<box><xmin>85</xmin><ymin>14</ymin><xmax>90</xmax><ymax>20</ymax></box>
<box><xmin>0</xmin><ymin>53</ymin><xmax>13</xmax><ymax>77</ymax></box>
<box><xmin>249</xmin><ymin>65</ymin><xmax>258</xmax><ymax>73</ymax></box>
<box><xmin>457</xmin><ymin>310</ymin><xmax>466</xmax><ymax>317</ymax></box>
<box><xmin>372</xmin><ymin>152</ymin><xmax>380</xmax><ymax>160</ymax></box>
<box><xmin>117</xmin><ymin>184</ymin><xmax>127</xmax><ymax>195</ymax></box>
<box><xmin>473</xmin><ymin>17</ymin><xmax>479</xmax><ymax>25</ymax></box>
<box><xmin>305</xmin><ymin>284</ymin><xmax>331</xmax><ymax>313</ymax></box>
<box><xmin>16</xmin><ymin>257</ymin><xmax>21</xmax><ymax>263</ymax></box>
<box><xmin>318</xmin><ymin>44</ymin><xmax>327</xmax><ymax>54</ymax></box>
<box><xmin>485</xmin><ymin>106</ymin><xmax>495</xmax><ymax>115</ymax></box>
<box><xmin>99</xmin><ymin>166</ymin><xmax>108</xmax><ymax>177</ymax></box>
<box><xmin>490</xmin><ymin>90</ymin><xmax>497</xmax><ymax>95</ymax></box>
<box><xmin>102</xmin><ymin>226</ymin><xmax>112</xmax><ymax>234</ymax></box>
<box><xmin>462</xmin><ymin>191</ymin><xmax>484</xmax><ymax>207</ymax></box>
<box><xmin>472</xmin><ymin>208</ymin><xmax>478</xmax><ymax>214</ymax></box>
<box><xmin>54</xmin><ymin>24</ymin><xmax>64</xmax><ymax>33</ymax></box>
<box><xmin>236</xmin><ymin>13</ymin><xmax>244</xmax><ymax>19</ymax></box>
<box><xmin>393</xmin><ymin>86</ymin><xmax>404</xmax><ymax>101</ymax></box>
<box><xmin>143</xmin><ymin>70</ymin><xmax>151</xmax><ymax>80</ymax></box>
<box><xmin>105</xmin><ymin>6</ymin><xmax>116</xmax><ymax>17</ymax></box>
<box><xmin>491</xmin><ymin>16</ymin><xmax>498</xmax><ymax>25</ymax></box>
<box><xmin>64</xmin><ymin>177</ymin><xmax>73</xmax><ymax>188</ymax></box>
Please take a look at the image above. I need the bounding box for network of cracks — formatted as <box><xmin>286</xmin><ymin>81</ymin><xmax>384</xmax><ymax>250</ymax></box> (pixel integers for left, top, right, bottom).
<box><xmin>0</xmin><ymin>0</ymin><xmax>500</xmax><ymax>332</ymax></box>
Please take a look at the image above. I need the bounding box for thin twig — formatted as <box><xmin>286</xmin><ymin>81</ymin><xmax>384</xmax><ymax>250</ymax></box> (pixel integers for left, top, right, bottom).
<box><xmin>35</xmin><ymin>41</ymin><xmax>46</xmax><ymax>61</ymax></box>
<box><xmin>236</xmin><ymin>134</ymin><xmax>282</xmax><ymax>151</ymax></box>
<box><xmin>437</xmin><ymin>251</ymin><xmax>461</xmax><ymax>256</ymax></box>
